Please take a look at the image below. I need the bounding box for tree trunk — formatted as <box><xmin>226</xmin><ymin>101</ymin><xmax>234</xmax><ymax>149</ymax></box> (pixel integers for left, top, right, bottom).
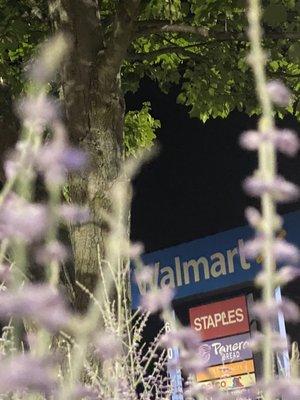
<box><xmin>68</xmin><ymin>76</ymin><xmax>124</xmax><ymax>310</ymax></box>
<box><xmin>49</xmin><ymin>0</ymin><xmax>140</xmax><ymax>310</ymax></box>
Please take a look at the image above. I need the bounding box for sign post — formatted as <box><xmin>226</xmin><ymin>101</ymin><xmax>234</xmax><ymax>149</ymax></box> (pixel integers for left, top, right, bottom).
<box><xmin>165</xmin><ymin>312</ymin><xmax>184</xmax><ymax>400</ymax></box>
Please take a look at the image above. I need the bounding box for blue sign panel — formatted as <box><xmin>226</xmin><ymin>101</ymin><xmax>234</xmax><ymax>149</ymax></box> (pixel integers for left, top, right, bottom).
<box><xmin>131</xmin><ymin>211</ymin><xmax>300</xmax><ymax>309</ymax></box>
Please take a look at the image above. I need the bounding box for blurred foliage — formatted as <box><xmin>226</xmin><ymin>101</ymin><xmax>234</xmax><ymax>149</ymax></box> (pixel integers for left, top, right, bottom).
<box><xmin>1</xmin><ymin>0</ymin><xmax>300</xmax><ymax>151</ymax></box>
<box><xmin>0</xmin><ymin>0</ymin><xmax>49</xmax><ymax>93</ymax></box>
<box><xmin>124</xmin><ymin>102</ymin><xmax>160</xmax><ymax>156</ymax></box>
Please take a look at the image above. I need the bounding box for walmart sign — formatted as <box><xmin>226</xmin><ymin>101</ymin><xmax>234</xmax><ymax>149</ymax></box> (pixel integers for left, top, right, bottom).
<box><xmin>131</xmin><ymin>211</ymin><xmax>300</xmax><ymax>309</ymax></box>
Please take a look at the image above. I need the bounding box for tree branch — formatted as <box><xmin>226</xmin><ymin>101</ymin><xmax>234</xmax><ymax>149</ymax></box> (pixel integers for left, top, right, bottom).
<box><xmin>136</xmin><ymin>20</ymin><xmax>300</xmax><ymax>41</ymax></box>
<box><xmin>127</xmin><ymin>44</ymin><xmax>203</xmax><ymax>61</ymax></box>
<box><xmin>136</xmin><ymin>20</ymin><xmax>209</xmax><ymax>37</ymax></box>
<box><xmin>99</xmin><ymin>0</ymin><xmax>141</xmax><ymax>81</ymax></box>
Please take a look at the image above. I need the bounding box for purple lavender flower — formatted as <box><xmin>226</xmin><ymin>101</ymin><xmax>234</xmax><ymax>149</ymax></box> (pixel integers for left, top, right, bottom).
<box><xmin>135</xmin><ymin>266</ymin><xmax>154</xmax><ymax>285</ymax></box>
<box><xmin>140</xmin><ymin>286</ymin><xmax>174</xmax><ymax>314</ymax></box>
<box><xmin>274</xmin><ymin>129</ymin><xmax>300</xmax><ymax>157</ymax></box>
<box><xmin>252</xmin><ymin>297</ymin><xmax>300</xmax><ymax>323</ymax></box>
<box><xmin>266</xmin><ymin>80</ymin><xmax>292</xmax><ymax>107</ymax></box>
<box><xmin>179</xmin><ymin>350</ymin><xmax>207</xmax><ymax>375</ymax></box>
<box><xmin>241</xmin><ymin>128</ymin><xmax>299</xmax><ymax>157</ymax></box>
<box><xmin>160</xmin><ymin>327</ymin><xmax>201</xmax><ymax>351</ymax></box>
<box><xmin>72</xmin><ymin>384</ymin><xmax>99</xmax><ymax>400</ymax></box>
<box><xmin>0</xmin><ymin>284</ymin><xmax>70</xmax><ymax>331</ymax></box>
<box><xmin>243</xmin><ymin>175</ymin><xmax>299</xmax><ymax>202</ymax></box>
<box><xmin>249</xmin><ymin>331</ymin><xmax>289</xmax><ymax>352</ymax></box>
<box><xmin>36</xmin><ymin>135</ymin><xmax>87</xmax><ymax>185</ymax></box>
<box><xmin>243</xmin><ymin>176</ymin><xmax>267</xmax><ymax>197</ymax></box>
<box><xmin>273</xmin><ymin>239</ymin><xmax>300</xmax><ymax>264</ymax></box>
<box><xmin>239</xmin><ymin>130</ymin><xmax>261</xmax><ymax>150</ymax></box>
<box><xmin>242</xmin><ymin>235</ymin><xmax>264</xmax><ymax>259</ymax></box>
<box><xmin>0</xmin><ymin>354</ymin><xmax>57</xmax><ymax>395</ymax></box>
<box><xmin>185</xmin><ymin>384</ymin><xmax>228</xmax><ymax>400</ymax></box>
<box><xmin>94</xmin><ymin>331</ymin><xmax>122</xmax><ymax>361</ymax></box>
<box><xmin>36</xmin><ymin>241</ymin><xmax>68</xmax><ymax>265</ymax></box>
<box><xmin>267</xmin><ymin>378</ymin><xmax>300</xmax><ymax>399</ymax></box>
<box><xmin>15</xmin><ymin>94</ymin><xmax>60</xmax><ymax>134</ymax></box>
<box><xmin>245</xmin><ymin>206</ymin><xmax>261</xmax><ymax>227</ymax></box>
<box><xmin>0</xmin><ymin>194</ymin><xmax>48</xmax><ymax>242</ymax></box>
<box><xmin>129</xmin><ymin>242</ymin><xmax>144</xmax><ymax>258</ymax></box>
<box><xmin>59</xmin><ymin>204</ymin><xmax>90</xmax><ymax>224</ymax></box>
<box><xmin>4</xmin><ymin>141</ymin><xmax>36</xmax><ymax>180</ymax></box>
<box><xmin>244</xmin><ymin>236</ymin><xmax>299</xmax><ymax>264</ymax></box>
<box><xmin>276</xmin><ymin>265</ymin><xmax>300</xmax><ymax>285</ymax></box>
<box><xmin>26</xmin><ymin>33</ymin><xmax>70</xmax><ymax>84</ymax></box>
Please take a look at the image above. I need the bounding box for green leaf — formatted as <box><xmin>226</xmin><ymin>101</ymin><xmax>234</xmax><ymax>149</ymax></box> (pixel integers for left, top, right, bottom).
<box><xmin>124</xmin><ymin>102</ymin><xmax>161</xmax><ymax>156</ymax></box>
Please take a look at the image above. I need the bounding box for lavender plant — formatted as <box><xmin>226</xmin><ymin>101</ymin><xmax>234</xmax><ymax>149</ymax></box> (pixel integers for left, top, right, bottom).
<box><xmin>241</xmin><ymin>0</ymin><xmax>300</xmax><ymax>399</ymax></box>
<box><xmin>0</xmin><ymin>35</ymin><xmax>170</xmax><ymax>400</ymax></box>
<box><xmin>134</xmin><ymin>1</ymin><xmax>300</xmax><ymax>400</ymax></box>
<box><xmin>1</xmin><ymin>2</ymin><xmax>300</xmax><ymax>400</ymax></box>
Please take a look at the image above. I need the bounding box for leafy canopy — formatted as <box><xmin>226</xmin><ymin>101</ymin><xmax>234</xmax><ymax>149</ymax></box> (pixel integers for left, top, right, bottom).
<box><xmin>1</xmin><ymin>0</ymin><xmax>300</xmax><ymax>152</ymax></box>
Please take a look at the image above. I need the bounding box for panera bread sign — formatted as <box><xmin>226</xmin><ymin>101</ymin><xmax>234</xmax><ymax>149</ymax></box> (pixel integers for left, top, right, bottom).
<box><xmin>189</xmin><ymin>296</ymin><xmax>249</xmax><ymax>341</ymax></box>
<box><xmin>198</xmin><ymin>333</ymin><xmax>252</xmax><ymax>367</ymax></box>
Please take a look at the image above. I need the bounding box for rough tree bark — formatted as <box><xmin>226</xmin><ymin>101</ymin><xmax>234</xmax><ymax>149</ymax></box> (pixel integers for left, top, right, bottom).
<box><xmin>49</xmin><ymin>0</ymin><xmax>140</xmax><ymax>310</ymax></box>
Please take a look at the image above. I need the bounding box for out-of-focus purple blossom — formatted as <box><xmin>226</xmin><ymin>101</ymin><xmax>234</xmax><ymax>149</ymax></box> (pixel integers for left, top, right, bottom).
<box><xmin>244</xmin><ymin>236</ymin><xmax>299</xmax><ymax>264</ymax></box>
<box><xmin>0</xmin><ymin>354</ymin><xmax>56</xmax><ymax>395</ymax></box>
<box><xmin>274</xmin><ymin>129</ymin><xmax>300</xmax><ymax>157</ymax></box>
<box><xmin>266</xmin><ymin>377</ymin><xmax>300</xmax><ymax>399</ymax></box>
<box><xmin>4</xmin><ymin>141</ymin><xmax>36</xmax><ymax>180</ymax></box>
<box><xmin>140</xmin><ymin>286</ymin><xmax>174</xmax><ymax>314</ymax></box>
<box><xmin>129</xmin><ymin>242</ymin><xmax>144</xmax><ymax>258</ymax></box>
<box><xmin>245</xmin><ymin>206</ymin><xmax>261</xmax><ymax>227</ymax></box>
<box><xmin>277</xmin><ymin>265</ymin><xmax>300</xmax><ymax>285</ymax></box>
<box><xmin>161</xmin><ymin>327</ymin><xmax>205</xmax><ymax>375</ymax></box>
<box><xmin>0</xmin><ymin>284</ymin><xmax>70</xmax><ymax>331</ymax></box>
<box><xmin>4</xmin><ymin>159</ymin><xmax>18</xmax><ymax>181</ymax></box>
<box><xmin>160</xmin><ymin>327</ymin><xmax>201</xmax><ymax>351</ymax></box>
<box><xmin>266</xmin><ymin>80</ymin><xmax>292</xmax><ymax>107</ymax></box>
<box><xmin>243</xmin><ymin>175</ymin><xmax>299</xmax><ymax>202</ymax></box>
<box><xmin>273</xmin><ymin>239</ymin><xmax>300</xmax><ymax>264</ymax></box>
<box><xmin>175</xmin><ymin>327</ymin><xmax>202</xmax><ymax>351</ymax></box>
<box><xmin>240</xmin><ymin>130</ymin><xmax>261</xmax><ymax>150</ymax></box>
<box><xmin>135</xmin><ymin>266</ymin><xmax>154</xmax><ymax>285</ymax></box>
<box><xmin>0</xmin><ymin>194</ymin><xmax>48</xmax><ymax>242</ymax></box>
<box><xmin>243</xmin><ymin>175</ymin><xmax>266</xmax><ymax>197</ymax></box>
<box><xmin>240</xmin><ymin>128</ymin><xmax>299</xmax><ymax>157</ymax></box>
<box><xmin>179</xmin><ymin>350</ymin><xmax>207</xmax><ymax>375</ymax></box>
<box><xmin>252</xmin><ymin>298</ymin><xmax>300</xmax><ymax>323</ymax></box>
<box><xmin>36</xmin><ymin>138</ymin><xmax>87</xmax><ymax>185</ymax></box>
<box><xmin>26</xmin><ymin>34</ymin><xmax>70</xmax><ymax>84</ymax></box>
<box><xmin>94</xmin><ymin>331</ymin><xmax>122</xmax><ymax>361</ymax></box>
<box><xmin>72</xmin><ymin>384</ymin><xmax>100</xmax><ymax>400</ymax></box>
<box><xmin>242</xmin><ymin>235</ymin><xmax>264</xmax><ymax>259</ymax></box>
<box><xmin>36</xmin><ymin>241</ymin><xmax>68</xmax><ymax>265</ymax></box>
<box><xmin>116</xmin><ymin>378</ymin><xmax>132</xmax><ymax>398</ymax></box>
<box><xmin>249</xmin><ymin>331</ymin><xmax>289</xmax><ymax>352</ymax></box>
<box><xmin>185</xmin><ymin>384</ymin><xmax>229</xmax><ymax>400</ymax></box>
<box><xmin>59</xmin><ymin>204</ymin><xmax>90</xmax><ymax>224</ymax></box>
<box><xmin>15</xmin><ymin>94</ymin><xmax>60</xmax><ymax>134</ymax></box>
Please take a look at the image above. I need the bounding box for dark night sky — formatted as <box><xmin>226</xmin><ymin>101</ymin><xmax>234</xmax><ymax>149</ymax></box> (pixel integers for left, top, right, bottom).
<box><xmin>127</xmin><ymin>78</ymin><xmax>300</xmax><ymax>252</ymax></box>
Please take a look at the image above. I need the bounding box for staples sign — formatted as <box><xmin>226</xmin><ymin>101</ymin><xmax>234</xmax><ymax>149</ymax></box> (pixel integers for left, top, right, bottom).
<box><xmin>189</xmin><ymin>296</ymin><xmax>249</xmax><ymax>341</ymax></box>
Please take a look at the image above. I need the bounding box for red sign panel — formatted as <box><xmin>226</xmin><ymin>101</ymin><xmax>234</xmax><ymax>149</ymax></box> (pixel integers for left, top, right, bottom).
<box><xmin>189</xmin><ymin>295</ymin><xmax>249</xmax><ymax>341</ymax></box>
